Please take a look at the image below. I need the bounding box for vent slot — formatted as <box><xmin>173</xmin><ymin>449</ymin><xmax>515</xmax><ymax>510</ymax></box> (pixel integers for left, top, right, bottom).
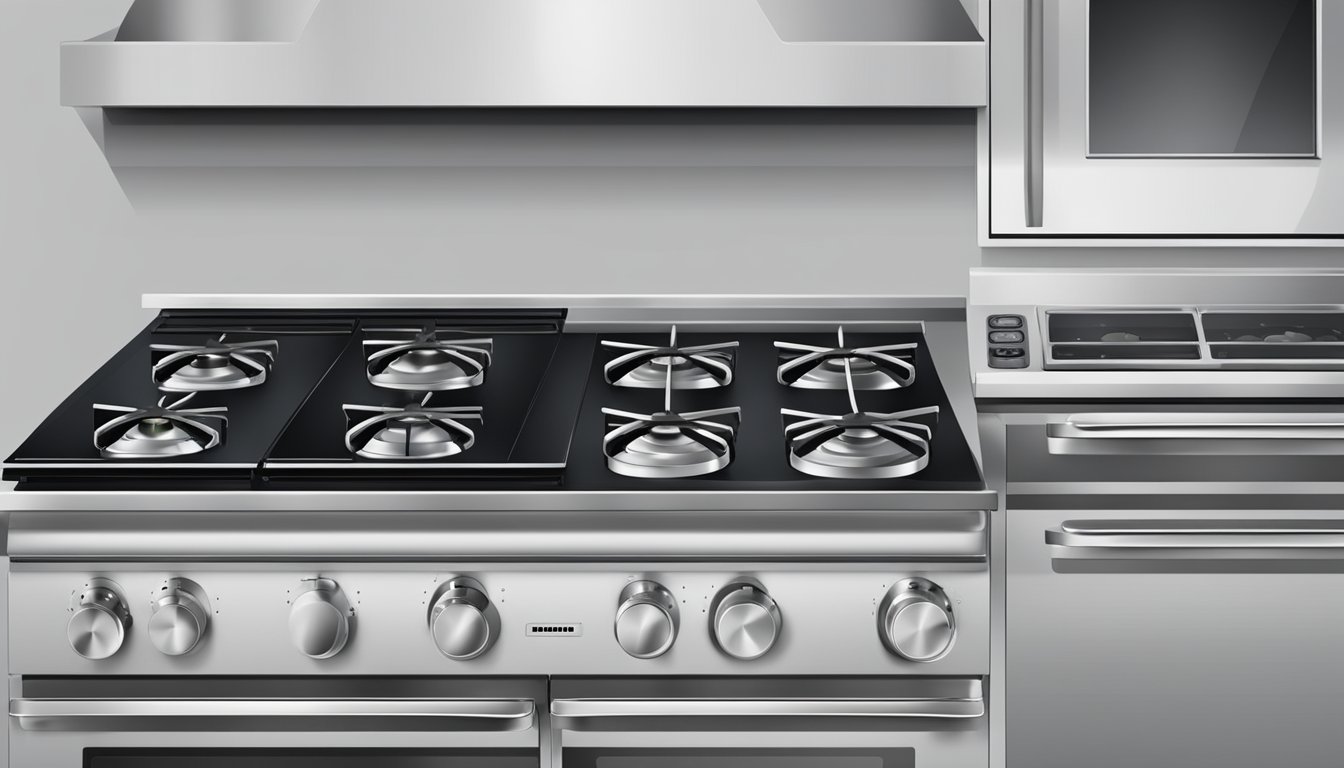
<box><xmin>526</xmin><ymin>623</ymin><xmax>583</xmax><ymax>637</ymax></box>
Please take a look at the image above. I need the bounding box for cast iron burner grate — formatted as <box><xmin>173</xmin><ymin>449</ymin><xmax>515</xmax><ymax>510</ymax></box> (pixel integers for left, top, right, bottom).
<box><xmin>602</xmin><ymin>326</ymin><xmax>738</xmax><ymax>389</ymax></box>
<box><xmin>93</xmin><ymin>393</ymin><xmax>228</xmax><ymax>459</ymax></box>
<box><xmin>776</xmin><ymin>326</ymin><xmax>916</xmax><ymax>390</ymax></box>
<box><xmin>364</xmin><ymin>324</ymin><xmax>494</xmax><ymax>391</ymax></box>
<box><xmin>781</xmin><ymin>329</ymin><xmax>938</xmax><ymax>480</ymax></box>
<box><xmin>343</xmin><ymin>393</ymin><xmax>484</xmax><ymax>460</ymax></box>
<box><xmin>602</xmin><ymin>327</ymin><xmax>741</xmax><ymax>478</ymax></box>
<box><xmin>151</xmin><ymin>335</ymin><xmax>279</xmax><ymax>392</ymax></box>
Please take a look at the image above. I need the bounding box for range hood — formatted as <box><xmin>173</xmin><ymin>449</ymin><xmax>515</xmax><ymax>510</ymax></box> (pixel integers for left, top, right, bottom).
<box><xmin>61</xmin><ymin>0</ymin><xmax>986</xmax><ymax>108</ymax></box>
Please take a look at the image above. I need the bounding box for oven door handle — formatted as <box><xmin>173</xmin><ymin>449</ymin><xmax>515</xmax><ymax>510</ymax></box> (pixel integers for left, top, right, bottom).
<box><xmin>8</xmin><ymin>698</ymin><xmax>537</xmax><ymax>732</ymax></box>
<box><xmin>1047</xmin><ymin>413</ymin><xmax>1344</xmax><ymax>455</ymax></box>
<box><xmin>550</xmin><ymin>696</ymin><xmax>984</xmax><ymax>720</ymax></box>
<box><xmin>1047</xmin><ymin>520</ymin><xmax>1344</xmax><ymax>557</ymax></box>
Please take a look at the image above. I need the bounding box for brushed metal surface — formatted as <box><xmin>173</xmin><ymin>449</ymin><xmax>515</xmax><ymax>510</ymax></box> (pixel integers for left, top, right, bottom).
<box><xmin>710</xmin><ymin>581</ymin><xmax>782</xmax><ymax>661</ymax></box>
<box><xmin>287</xmin><ymin>578</ymin><xmax>351</xmax><ymax>660</ymax></box>
<box><xmin>614</xmin><ymin>580</ymin><xmax>679</xmax><ymax>659</ymax></box>
<box><xmin>147</xmin><ymin>577</ymin><xmax>210</xmax><ymax>656</ymax></box>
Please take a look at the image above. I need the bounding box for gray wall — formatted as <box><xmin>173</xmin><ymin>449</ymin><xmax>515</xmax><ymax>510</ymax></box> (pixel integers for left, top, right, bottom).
<box><xmin>3</xmin><ymin>0</ymin><xmax>1343</xmax><ymax>456</ymax></box>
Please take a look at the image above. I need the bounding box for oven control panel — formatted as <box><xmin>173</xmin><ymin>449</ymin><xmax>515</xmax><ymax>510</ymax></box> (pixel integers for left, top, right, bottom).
<box><xmin>13</xmin><ymin>566</ymin><xmax>988</xmax><ymax>677</ymax></box>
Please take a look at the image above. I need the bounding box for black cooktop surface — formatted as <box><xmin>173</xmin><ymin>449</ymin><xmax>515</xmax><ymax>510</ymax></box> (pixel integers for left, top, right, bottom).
<box><xmin>5</xmin><ymin>311</ymin><xmax>983</xmax><ymax>493</ymax></box>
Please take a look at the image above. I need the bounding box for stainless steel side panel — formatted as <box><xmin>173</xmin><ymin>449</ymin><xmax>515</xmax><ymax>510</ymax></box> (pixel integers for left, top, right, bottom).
<box><xmin>1007</xmin><ymin>507</ymin><xmax>1344</xmax><ymax>768</ymax></box>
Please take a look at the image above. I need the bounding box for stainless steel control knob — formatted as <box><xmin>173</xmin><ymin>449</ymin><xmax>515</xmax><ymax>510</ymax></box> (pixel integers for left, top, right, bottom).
<box><xmin>711</xmin><ymin>581</ymin><xmax>782</xmax><ymax>660</ymax></box>
<box><xmin>288</xmin><ymin>578</ymin><xmax>352</xmax><ymax>659</ymax></box>
<box><xmin>614</xmin><ymin>580</ymin><xmax>679</xmax><ymax>659</ymax></box>
<box><xmin>879</xmin><ymin>578</ymin><xmax>956</xmax><ymax>662</ymax></box>
<box><xmin>68</xmin><ymin>578</ymin><xmax>132</xmax><ymax>660</ymax></box>
<box><xmin>428</xmin><ymin>577</ymin><xmax>499</xmax><ymax>661</ymax></box>
<box><xmin>148</xmin><ymin>577</ymin><xmax>210</xmax><ymax>656</ymax></box>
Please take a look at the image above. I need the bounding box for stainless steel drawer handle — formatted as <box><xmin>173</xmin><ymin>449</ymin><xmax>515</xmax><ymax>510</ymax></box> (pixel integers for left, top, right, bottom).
<box><xmin>1047</xmin><ymin>413</ymin><xmax>1344</xmax><ymax>456</ymax></box>
<box><xmin>9</xmin><ymin>698</ymin><xmax>536</xmax><ymax>732</ymax></box>
<box><xmin>1047</xmin><ymin>522</ymin><xmax>1344</xmax><ymax>551</ymax></box>
<box><xmin>551</xmin><ymin>696</ymin><xmax>984</xmax><ymax>720</ymax></box>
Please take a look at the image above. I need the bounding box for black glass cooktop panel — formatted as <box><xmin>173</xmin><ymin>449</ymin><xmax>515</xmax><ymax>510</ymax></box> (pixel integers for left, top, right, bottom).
<box><xmin>264</xmin><ymin>324</ymin><xmax>592</xmax><ymax>475</ymax></box>
<box><xmin>4</xmin><ymin>317</ymin><xmax>354</xmax><ymax>488</ymax></box>
<box><xmin>561</xmin><ymin>331</ymin><xmax>983</xmax><ymax>491</ymax></box>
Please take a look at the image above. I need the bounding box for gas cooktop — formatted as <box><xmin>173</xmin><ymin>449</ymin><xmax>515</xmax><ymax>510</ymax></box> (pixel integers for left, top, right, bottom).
<box><xmin>4</xmin><ymin>303</ymin><xmax>982</xmax><ymax>493</ymax></box>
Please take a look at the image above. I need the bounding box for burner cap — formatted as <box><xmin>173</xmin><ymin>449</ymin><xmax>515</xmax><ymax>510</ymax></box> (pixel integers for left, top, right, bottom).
<box><xmin>603</xmin><ymin>408</ymin><xmax>741</xmax><ymax>479</ymax></box>
<box><xmin>365</xmin><ymin>335</ymin><xmax>493</xmax><ymax>391</ymax></box>
<box><xmin>602</xmin><ymin>328</ymin><xmax>738</xmax><ymax>389</ymax></box>
<box><xmin>783</xmin><ymin>406</ymin><xmax>938</xmax><ymax>480</ymax></box>
<box><xmin>152</xmin><ymin>338</ymin><xmax>278</xmax><ymax>392</ymax></box>
<box><xmin>93</xmin><ymin>396</ymin><xmax>228</xmax><ymax>459</ymax></box>
<box><xmin>344</xmin><ymin>402</ymin><xmax>483</xmax><ymax>460</ymax></box>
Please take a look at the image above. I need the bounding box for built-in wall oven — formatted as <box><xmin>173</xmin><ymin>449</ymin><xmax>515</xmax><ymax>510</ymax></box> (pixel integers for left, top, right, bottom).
<box><xmin>1001</xmin><ymin>412</ymin><xmax>1344</xmax><ymax>768</ymax></box>
<box><xmin>987</xmin><ymin>0</ymin><xmax>1344</xmax><ymax>240</ymax></box>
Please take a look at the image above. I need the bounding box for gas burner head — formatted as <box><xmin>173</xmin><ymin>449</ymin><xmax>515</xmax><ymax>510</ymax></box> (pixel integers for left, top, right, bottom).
<box><xmin>93</xmin><ymin>394</ymin><xmax>228</xmax><ymax>459</ymax></box>
<box><xmin>776</xmin><ymin>326</ymin><xmax>916</xmax><ymax>390</ymax></box>
<box><xmin>151</xmin><ymin>336</ymin><xmax>278</xmax><ymax>392</ymax></box>
<box><xmin>364</xmin><ymin>326</ymin><xmax>493</xmax><ymax>391</ymax></box>
<box><xmin>603</xmin><ymin>326</ymin><xmax>737</xmax><ymax>389</ymax></box>
<box><xmin>782</xmin><ymin>405</ymin><xmax>939</xmax><ymax>480</ymax></box>
<box><xmin>343</xmin><ymin>395</ymin><xmax>483</xmax><ymax>460</ymax></box>
<box><xmin>602</xmin><ymin>407</ymin><xmax>741</xmax><ymax>479</ymax></box>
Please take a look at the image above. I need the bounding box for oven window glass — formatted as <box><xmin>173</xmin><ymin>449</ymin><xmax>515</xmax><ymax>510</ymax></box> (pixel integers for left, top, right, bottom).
<box><xmin>1088</xmin><ymin>0</ymin><xmax>1316</xmax><ymax>156</ymax></box>
<box><xmin>84</xmin><ymin>749</ymin><xmax>538</xmax><ymax>768</ymax></box>
<box><xmin>565</xmin><ymin>748</ymin><xmax>911</xmax><ymax>768</ymax></box>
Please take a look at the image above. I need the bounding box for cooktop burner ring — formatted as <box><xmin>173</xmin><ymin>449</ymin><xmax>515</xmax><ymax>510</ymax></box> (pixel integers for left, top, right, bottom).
<box><xmin>782</xmin><ymin>405</ymin><xmax>938</xmax><ymax>480</ymax></box>
<box><xmin>364</xmin><ymin>327</ymin><xmax>494</xmax><ymax>391</ymax></box>
<box><xmin>151</xmin><ymin>336</ymin><xmax>278</xmax><ymax>393</ymax></box>
<box><xmin>776</xmin><ymin>327</ymin><xmax>916</xmax><ymax>390</ymax></box>
<box><xmin>343</xmin><ymin>396</ymin><xmax>484</xmax><ymax>460</ymax></box>
<box><xmin>602</xmin><ymin>407</ymin><xmax>741</xmax><ymax>479</ymax></box>
<box><xmin>93</xmin><ymin>393</ymin><xmax>229</xmax><ymax>459</ymax></box>
<box><xmin>603</xmin><ymin>326</ymin><xmax>738</xmax><ymax>389</ymax></box>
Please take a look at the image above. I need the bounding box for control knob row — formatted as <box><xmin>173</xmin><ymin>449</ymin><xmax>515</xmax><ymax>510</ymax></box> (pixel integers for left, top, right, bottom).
<box><xmin>69</xmin><ymin>577</ymin><xmax>211</xmax><ymax>660</ymax></box>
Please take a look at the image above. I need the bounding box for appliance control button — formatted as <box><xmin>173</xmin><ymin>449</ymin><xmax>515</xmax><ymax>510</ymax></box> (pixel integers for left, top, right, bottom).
<box><xmin>879</xmin><ymin>578</ymin><xmax>956</xmax><ymax>663</ymax></box>
<box><xmin>988</xmin><ymin>330</ymin><xmax>1025</xmax><ymax>344</ymax></box>
<box><xmin>614</xmin><ymin>580</ymin><xmax>679</xmax><ymax>659</ymax></box>
<box><xmin>991</xmin><ymin>347</ymin><xmax>1026</xmax><ymax>358</ymax></box>
<box><xmin>428</xmin><ymin>576</ymin><xmax>499</xmax><ymax>661</ymax></box>
<box><xmin>711</xmin><ymin>581</ymin><xmax>782</xmax><ymax>660</ymax></box>
<box><xmin>288</xmin><ymin>578</ymin><xmax>351</xmax><ymax>659</ymax></box>
<box><xmin>68</xmin><ymin>578</ymin><xmax>132</xmax><ymax>660</ymax></box>
<box><xmin>148</xmin><ymin>577</ymin><xmax>210</xmax><ymax>656</ymax></box>
<box><xmin>988</xmin><ymin>315</ymin><xmax>1024</xmax><ymax>329</ymax></box>
<box><xmin>988</xmin><ymin>356</ymin><xmax>1029</xmax><ymax>369</ymax></box>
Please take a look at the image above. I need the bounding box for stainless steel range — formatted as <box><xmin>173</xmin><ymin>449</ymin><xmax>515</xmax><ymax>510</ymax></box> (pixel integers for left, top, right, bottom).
<box><xmin>1</xmin><ymin>296</ymin><xmax>992</xmax><ymax>768</ymax></box>
<box><xmin>971</xmin><ymin>269</ymin><xmax>1344</xmax><ymax>768</ymax></box>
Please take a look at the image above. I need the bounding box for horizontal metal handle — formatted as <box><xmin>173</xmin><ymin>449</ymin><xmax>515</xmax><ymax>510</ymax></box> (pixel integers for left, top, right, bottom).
<box><xmin>551</xmin><ymin>696</ymin><xmax>984</xmax><ymax>720</ymax></box>
<box><xmin>1047</xmin><ymin>521</ymin><xmax>1344</xmax><ymax>553</ymax></box>
<box><xmin>10</xmin><ymin>698</ymin><xmax>536</xmax><ymax>732</ymax></box>
<box><xmin>1048</xmin><ymin>413</ymin><xmax>1344</xmax><ymax>455</ymax></box>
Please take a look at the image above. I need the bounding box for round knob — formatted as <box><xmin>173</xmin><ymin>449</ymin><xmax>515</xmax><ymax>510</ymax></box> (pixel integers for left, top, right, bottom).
<box><xmin>428</xmin><ymin>577</ymin><xmax>499</xmax><ymax>661</ymax></box>
<box><xmin>288</xmin><ymin>578</ymin><xmax>351</xmax><ymax>659</ymax></box>
<box><xmin>614</xmin><ymin>580</ymin><xmax>679</xmax><ymax>659</ymax></box>
<box><xmin>148</xmin><ymin>578</ymin><xmax>210</xmax><ymax>656</ymax></box>
<box><xmin>879</xmin><ymin>578</ymin><xmax>956</xmax><ymax>662</ymax></box>
<box><xmin>711</xmin><ymin>581</ymin><xmax>782</xmax><ymax>660</ymax></box>
<box><xmin>68</xmin><ymin>578</ymin><xmax>132</xmax><ymax>660</ymax></box>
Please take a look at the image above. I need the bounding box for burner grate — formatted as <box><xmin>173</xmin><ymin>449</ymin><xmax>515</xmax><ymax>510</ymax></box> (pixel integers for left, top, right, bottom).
<box><xmin>776</xmin><ymin>326</ymin><xmax>915</xmax><ymax>390</ymax></box>
<box><xmin>602</xmin><ymin>327</ymin><xmax>740</xmax><ymax>478</ymax></box>
<box><xmin>93</xmin><ymin>393</ymin><xmax>228</xmax><ymax>459</ymax></box>
<box><xmin>151</xmin><ymin>335</ymin><xmax>278</xmax><ymax>392</ymax></box>
<box><xmin>364</xmin><ymin>324</ymin><xmax>494</xmax><ymax>391</ymax></box>
<box><xmin>781</xmin><ymin>328</ymin><xmax>938</xmax><ymax>480</ymax></box>
<box><xmin>343</xmin><ymin>393</ymin><xmax>484</xmax><ymax>460</ymax></box>
<box><xmin>603</xmin><ymin>326</ymin><xmax>737</xmax><ymax>389</ymax></box>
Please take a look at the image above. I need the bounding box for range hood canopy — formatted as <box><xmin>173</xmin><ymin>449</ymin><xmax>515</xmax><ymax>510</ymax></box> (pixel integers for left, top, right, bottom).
<box><xmin>62</xmin><ymin>0</ymin><xmax>987</xmax><ymax>108</ymax></box>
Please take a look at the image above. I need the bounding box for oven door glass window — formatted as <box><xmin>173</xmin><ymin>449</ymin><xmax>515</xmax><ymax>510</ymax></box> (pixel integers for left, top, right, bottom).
<box><xmin>1088</xmin><ymin>0</ymin><xmax>1316</xmax><ymax>156</ymax></box>
<box><xmin>562</xmin><ymin>748</ymin><xmax>911</xmax><ymax>768</ymax></box>
<box><xmin>84</xmin><ymin>749</ymin><xmax>538</xmax><ymax>768</ymax></box>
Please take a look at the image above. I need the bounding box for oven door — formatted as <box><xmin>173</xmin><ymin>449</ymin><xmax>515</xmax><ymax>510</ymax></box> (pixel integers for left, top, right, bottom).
<box><xmin>989</xmin><ymin>0</ymin><xmax>1344</xmax><ymax>239</ymax></box>
<box><xmin>1008</xmin><ymin>507</ymin><xmax>1344</xmax><ymax>768</ymax></box>
<box><xmin>549</xmin><ymin>677</ymin><xmax>985</xmax><ymax>768</ymax></box>
<box><xmin>9</xmin><ymin>677</ymin><xmax>543</xmax><ymax>768</ymax></box>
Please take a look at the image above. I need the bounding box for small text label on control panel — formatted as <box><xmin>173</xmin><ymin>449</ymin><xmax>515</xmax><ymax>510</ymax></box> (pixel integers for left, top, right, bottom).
<box><xmin>526</xmin><ymin>623</ymin><xmax>583</xmax><ymax>637</ymax></box>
